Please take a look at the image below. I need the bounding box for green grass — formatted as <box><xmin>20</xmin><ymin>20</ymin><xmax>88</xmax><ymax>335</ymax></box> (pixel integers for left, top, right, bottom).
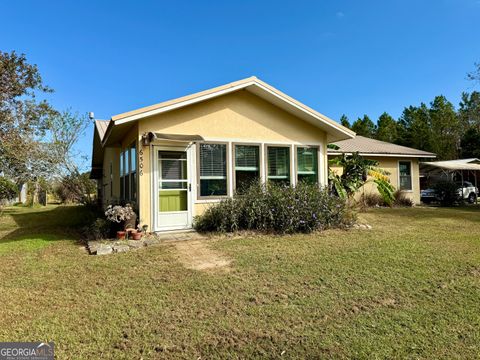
<box><xmin>0</xmin><ymin>205</ymin><xmax>479</xmax><ymax>359</ymax></box>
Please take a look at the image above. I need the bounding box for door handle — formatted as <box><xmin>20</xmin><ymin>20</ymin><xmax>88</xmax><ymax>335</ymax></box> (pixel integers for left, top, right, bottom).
<box><xmin>188</xmin><ymin>183</ymin><xmax>192</xmax><ymax>192</ymax></box>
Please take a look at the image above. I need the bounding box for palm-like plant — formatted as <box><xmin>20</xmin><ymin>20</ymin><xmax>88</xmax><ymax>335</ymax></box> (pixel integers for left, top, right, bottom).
<box><xmin>328</xmin><ymin>151</ymin><xmax>395</xmax><ymax>206</ymax></box>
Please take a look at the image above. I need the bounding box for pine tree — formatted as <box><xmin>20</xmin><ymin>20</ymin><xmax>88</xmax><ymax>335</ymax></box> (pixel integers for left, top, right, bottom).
<box><xmin>351</xmin><ymin>115</ymin><xmax>376</xmax><ymax>138</ymax></box>
<box><xmin>339</xmin><ymin>114</ymin><xmax>350</xmax><ymax>129</ymax></box>
<box><xmin>375</xmin><ymin>112</ymin><xmax>398</xmax><ymax>142</ymax></box>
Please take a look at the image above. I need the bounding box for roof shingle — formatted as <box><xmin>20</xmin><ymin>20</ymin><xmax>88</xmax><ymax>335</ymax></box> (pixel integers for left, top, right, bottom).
<box><xmin>328</xmin><ymin>136</ymin><xmax>436</xmax><ymax>158</ymax></box>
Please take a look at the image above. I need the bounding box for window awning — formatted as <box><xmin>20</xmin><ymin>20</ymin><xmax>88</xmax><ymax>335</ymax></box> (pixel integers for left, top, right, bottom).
<box><xmin>143</xmin><ymin>132</ymin><xmax>204</xmax><ymax>145</ymax></box>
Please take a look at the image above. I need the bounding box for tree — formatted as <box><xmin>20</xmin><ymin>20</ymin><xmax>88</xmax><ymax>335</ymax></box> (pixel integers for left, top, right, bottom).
<box><xmin>329</xmin><ymin>152</ymin><xmax>395</xmax><ymax>206</ymax></box>
<box><xmin>429</xmin><ymin>96</ymin><xmax>459</xmax><ymax>160</ymax></box>
<box><xmin>54</xmin><ymin>172</ymin><xmax>97</xmax><ymax>204</ymax></box>
<box><xmin>339</xmin><ymin>114</ymin><xmax>350</xmax><ymax>129</ymax></box>
<box><xmin>351</xmin><ymin>115</ymin><xmax>376</xmax><ymax>137</ymax></box>
<box><xmin>458</xmin><ymin>91</ymin><xmax>480</xmax><ymax>130</ymax></box>
<box><xmin>46</xmin><ymin>109</ymin><xmax>92</xmax><ymax>203</ymax></box>
<box><xmin>375</xmin><ymin>112</ymin><xmax>398</xmax><ymax>142</ymax></box>
<box><xmin>0</xmin><ymin>51</ymin><xmax>57</xmax><ymax>202</ymax></box>
<box><xmin>396</xmin><ymin>104</ymin><xmax>432</xmax><ymax>151</ymax></box>
<box><xmin>460</xmin><ymin>127</ymin><xmax>480</xmax><ymax>159</ymax></box>
<box><xmin>467</xmin><ymin>63</ymin><xmax>480</xmax><ymax>85</ymax></box>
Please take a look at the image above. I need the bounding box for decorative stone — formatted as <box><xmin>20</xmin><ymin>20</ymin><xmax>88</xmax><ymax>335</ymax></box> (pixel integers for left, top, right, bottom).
<box><xmin>96</xmin><ymin>244</ymin><xmax>113</xmax><ymax>255</ymax></box>
<box><xmin>113</xmin><ymin>245</ymin><xmax>130</xmax><ymax>253</ymax></box>
<box><xmin>127</xmin><ymin>240</ymin><xmax>145</xmax><ymax>249</ymax></box>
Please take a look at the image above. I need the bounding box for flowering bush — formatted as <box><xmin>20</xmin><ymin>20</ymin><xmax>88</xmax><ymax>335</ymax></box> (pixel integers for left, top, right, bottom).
<box><xmin>194</xmin><ymin>182</ymin><xmax>355</xmax><ymax>234</ymax></box>
<box><xmin>105</xmin><ymin>204</ymin><xmax>135</xmax><ymax>224</ymax></box>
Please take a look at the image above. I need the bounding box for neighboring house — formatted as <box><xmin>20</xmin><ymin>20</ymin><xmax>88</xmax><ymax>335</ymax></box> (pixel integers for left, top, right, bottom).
<box><xmin>328</xmin><ymin>136</ymin><xmax>436</xmax><ymax>204</ymax></box>
<box><xmin>90</xmin><ymin>77</ymin><xmax>354</xmax><ymax>232</ymax></box>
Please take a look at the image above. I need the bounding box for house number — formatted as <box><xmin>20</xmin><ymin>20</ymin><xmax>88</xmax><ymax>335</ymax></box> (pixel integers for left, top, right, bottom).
<box><xmin>139</xmin><ymin>149</ymin><xmax>144</xmax><ymax>176</ymax></box>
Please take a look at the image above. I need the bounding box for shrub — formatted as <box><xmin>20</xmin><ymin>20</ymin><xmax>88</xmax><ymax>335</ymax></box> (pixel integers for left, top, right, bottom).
<box><xmin>0</xmin><ymin>177</ymin><xmax>17</xmax><ymax>202</ymax></box>
<box><xmin>360</xmin><ymin>192</ymin><xmax>388</xmax><ymax>208</ymax></box>
<box><xmin>84</xmin><ymin>218</ymin><xmax>112</xmax><ymax>240</ymax></box>
<box><xmin>433</xmin><ymin>180</ymin><xmax>459</xmax><ymax>207</ymax></box>
<box><xmin>393</xmin><ymin>190</ymin><xmax>414</xmax><ymax>207</ymax></box>
<box><xmin>194</xmin><ymin>182</ymin><xmax>355</xmax><ymax>234</ymax></box>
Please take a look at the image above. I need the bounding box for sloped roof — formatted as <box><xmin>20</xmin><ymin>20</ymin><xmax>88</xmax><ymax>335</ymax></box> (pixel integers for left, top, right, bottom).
<box><xmin>328</xmin><ymin>135</ymin><xmax>436</xmax><ymax>158</ymax></box>
<box><xmin>103</xmin><ymin>76</ymin><xmax>355</xmax><ymax>144</ymax></box>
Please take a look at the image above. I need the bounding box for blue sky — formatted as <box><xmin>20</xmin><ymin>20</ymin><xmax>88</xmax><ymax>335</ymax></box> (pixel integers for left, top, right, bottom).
<box><xmin>2</xmin><ymin>0</ymin><xmax>479</xmax><ymax>170</ymax></box>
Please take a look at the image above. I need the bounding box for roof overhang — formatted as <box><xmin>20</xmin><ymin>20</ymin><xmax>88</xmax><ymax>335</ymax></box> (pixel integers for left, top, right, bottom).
<box><xmin>107</xmin><ymin>77</ymin><xmax>355</xmax><ymax>143</ymax></box>
<box><xmin>328</xmin><ymin>151</ymin><xmax>436</xmax><ymax>158</ymax></box>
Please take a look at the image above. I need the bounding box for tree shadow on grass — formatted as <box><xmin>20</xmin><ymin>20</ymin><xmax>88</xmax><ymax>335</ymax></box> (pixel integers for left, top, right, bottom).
<box><xmin>0</xmin><ymin>205</ymin><xmax>100</xmax><ymax>245</ymax></box>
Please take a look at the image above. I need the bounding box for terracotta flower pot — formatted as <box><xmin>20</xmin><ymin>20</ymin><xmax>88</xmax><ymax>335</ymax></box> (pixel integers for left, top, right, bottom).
<box><xmin>116</xmin><ymin>231</ymin><xmax>126</xmax><ymax>240</ymax></box>
<box><xmin>132</xmin><ymin>231</ymin><xmax>142</xmax><ymax>240</ymax></box>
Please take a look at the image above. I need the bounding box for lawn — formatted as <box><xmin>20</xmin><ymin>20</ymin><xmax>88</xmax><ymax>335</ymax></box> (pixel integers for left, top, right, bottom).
<box><xmin>0</xmin><ymin>205</ymin><xmax>479</xmax><ymax>359</ymax></box>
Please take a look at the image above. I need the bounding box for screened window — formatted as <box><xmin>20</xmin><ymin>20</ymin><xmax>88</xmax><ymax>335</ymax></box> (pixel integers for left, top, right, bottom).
<box><xmin>120</xmin><ymin>151</ymin><xmax>125</xmax><ymax>200</ymax></box>
<box><xmin>399</xmin><ymin>161</ymin><xmax>412</xmax><ymax>190</ymax></box>
<box><xmin>267</xmin><ymin>146</ymin><xmax>290</xmax><ymax>185</ymax></box>
<box><xmin>297</xmin><ymin>147</ymin><xmax>318</xmax><ymax>184</ymax></box>
<box><xmin>199</xmin><ymin>143</ymin><xmax>227</xmax><ymax>197</ymax></box>
<box><xmin>234</xmin><ymin>145</ymin><xmax>260</xmax><ymax>192</ymax></box>
<box><xmin>130</xmin><ymin>143</ymin><xmax>137</xmax><ymax>201</ymax></box>
<box><xmin>119</xmin><ymin>143</ymin><xmax>137</xmax><ymax>202</ymax></box>
<box><xmin>109</xmin><ymin>162</ymin><xmax>113</xmax><ymax>197</ymax></box>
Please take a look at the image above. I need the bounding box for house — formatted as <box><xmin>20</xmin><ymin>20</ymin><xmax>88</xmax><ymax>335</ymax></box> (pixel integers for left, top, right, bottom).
<box><xmin>328</xmin><ymin>136</ymin><xmax>436</xmax><ymax>203</ymax></box>
<box><xmin>90</xmin><ymin>77</ymin><xmax>354</xmax><ymax>232</ymax></box>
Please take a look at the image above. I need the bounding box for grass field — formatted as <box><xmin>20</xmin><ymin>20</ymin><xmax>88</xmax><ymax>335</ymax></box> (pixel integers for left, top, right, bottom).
<box><xmin>0</xmin><ymin>205</ymin><xmax>479</xmax><ymax>359</ymax></box>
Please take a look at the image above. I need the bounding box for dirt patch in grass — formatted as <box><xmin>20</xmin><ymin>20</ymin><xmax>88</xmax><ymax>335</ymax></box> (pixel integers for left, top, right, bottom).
<box><xmin>173</xmin><ymin>239</ymin><xmax>231</xmax><ymax>271</ymax></box>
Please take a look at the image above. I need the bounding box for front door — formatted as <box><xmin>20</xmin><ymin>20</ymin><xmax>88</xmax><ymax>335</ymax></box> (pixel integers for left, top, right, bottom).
<box><xmin>155</xmin><ymin>148</ymin><xmax>192</xmax><ymax>231</ymax></box>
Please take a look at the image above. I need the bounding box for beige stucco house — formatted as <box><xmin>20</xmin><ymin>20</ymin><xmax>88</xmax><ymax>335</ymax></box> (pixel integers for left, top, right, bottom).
<box><xmin>328</xmin><ymin>136</ymin><xmax>436</xmax><ymax>204</ymax></box>
<box><xmin>91</xmin><ymin>77</ymin><xmax>355</xmax><ymax>232</ymax></box>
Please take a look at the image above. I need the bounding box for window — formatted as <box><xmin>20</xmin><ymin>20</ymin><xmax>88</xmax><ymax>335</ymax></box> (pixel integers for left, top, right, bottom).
<box><xmin>120</xmin><ymin>151</ymin><xmax>125</xmax><ymax>200</ymax></box>
<box><xmin>267</xmin><ymin>146</ymin><xmax>290</xmax><ymax>185</ymax></box>
<box><xmin>234</xmin><ymin>145</ymin><xmax>260</xmax><ymax>192</ymax></box>
<box><xmin>119</xmin><ymin>142</ymin><xmax>137</xmax><ymax>202</ymax></box>
<box><xmin>130</xmin><ymin>143</ymin><xmax>137</xmax><ymax>201</ymax></box>
<box><xmin>109</xmin><ymin>162</ymin><xmax>113</xmax><ymax>197</ymax></box>
<box><xmin>399</xmin><ymin>161</ymin><xmax>412</xmax><ymax>190</ymax></box>
<box><xmin>297</xmin><ymin>147</ymin><xmax>318</xmax><ymax>184</ymax></box>
<box><xmin>199</xmin><ymin>143</ymin><xmax>227</xmax><ymax>197</ymax></box>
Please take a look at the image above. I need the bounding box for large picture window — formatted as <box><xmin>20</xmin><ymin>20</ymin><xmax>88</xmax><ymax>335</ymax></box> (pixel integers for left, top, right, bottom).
<box><xmin>267</xmin><ymin>146</ymin><xmax>290</xmax><ymax>185</ymax></box>
<box><xmin>399</xmin><ymin>161</ymin><xmax>412</xmax><ymax>190</ymax></box>
<box><xmin>199</xmin><ymin>143</ymin><xmax>227</xmax><ymax>197</ymax></box>
<box><xmin>234</xmin><ymin>145</ymin><xmax>260</xmax><ymax>192</ymax></box>
<box><xmin>296</xmin><ymin>147</ymin><xmax>318</xmax><ymax>184</ymax></box>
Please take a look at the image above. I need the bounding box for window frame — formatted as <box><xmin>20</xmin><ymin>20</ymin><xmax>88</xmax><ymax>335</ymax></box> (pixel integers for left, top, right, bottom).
<box><xmin>265</xmin><ymin>144</ymin><xmax>292</xmax><ymax>185</ymax></box>
<box><xmin>232</xmin><ymin>142</ymin><xmax>262</xmax><ymax>193</ymax></box>
<box><xmin>196</xmin><ymin>141</ymin><xmax>230</xmax><ymax>200</ymax></box>
<box><xmin>398</xmin><ymin>160</ymin><xmax>413</xmax><ymax>192</ymax></box>
<box><xmin>295</xmin><ymin>145</ymin><xmax>319</xmax><ymax>185</ymax></box>
<box><xmin>119</xmin><ymin>141</ymin><xmax>138</xmax><ymax>202</ymax></box>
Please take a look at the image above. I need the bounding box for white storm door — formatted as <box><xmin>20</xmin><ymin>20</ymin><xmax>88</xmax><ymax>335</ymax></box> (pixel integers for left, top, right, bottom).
<box><xmin>156</xmin><ymin>148</ymin><xmax>192</xmax><ymax>231</ymax></box>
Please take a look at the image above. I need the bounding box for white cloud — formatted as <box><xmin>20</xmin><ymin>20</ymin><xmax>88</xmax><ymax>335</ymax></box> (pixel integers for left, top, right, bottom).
<box><xmin>336</xmin><ymin>11</ymin><xmax>345</xmax><ymax>18</ymax></box>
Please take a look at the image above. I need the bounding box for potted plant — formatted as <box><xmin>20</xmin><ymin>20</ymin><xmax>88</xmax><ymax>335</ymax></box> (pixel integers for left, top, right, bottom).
<box><xmin>105</xmin><ymin>204</ymin><xmax>136</xmax><ymax>239</ymax></box>
<box><xmin>131</xmin><ymin>228</ymin><xmax>142</xmax><ymax>240</ymax></box>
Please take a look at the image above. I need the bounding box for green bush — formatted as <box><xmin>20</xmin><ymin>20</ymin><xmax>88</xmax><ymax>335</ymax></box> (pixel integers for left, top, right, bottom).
<box><xmin>0</xmin><ymin>177</ymin><xmax>17</xmax><ymax>202</ymax></box>
<box><xmin>194</xmin><ymin>182</ymin><xmax>355</xmax><ymax>234</ymax></box>
<box><xmin>433</xmin><ymin>181</ymin><xmax>460</xmax><ymax>207</ymax></box>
